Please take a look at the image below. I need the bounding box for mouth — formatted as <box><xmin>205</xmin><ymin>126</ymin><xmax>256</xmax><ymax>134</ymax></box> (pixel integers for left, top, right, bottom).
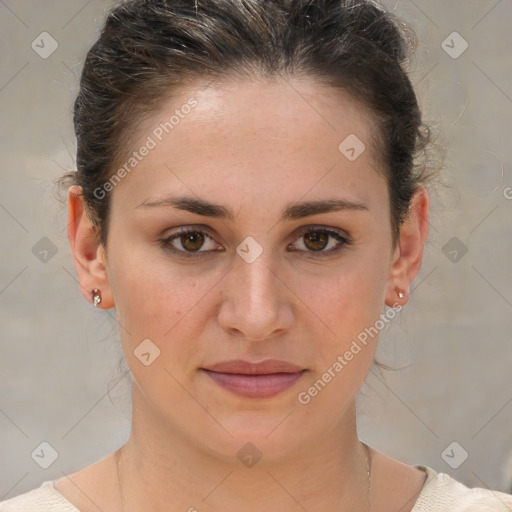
<box><xmin>199</xmin><ymin>359</ymin><xmax>307</xmax><ymax>399</ymax></box>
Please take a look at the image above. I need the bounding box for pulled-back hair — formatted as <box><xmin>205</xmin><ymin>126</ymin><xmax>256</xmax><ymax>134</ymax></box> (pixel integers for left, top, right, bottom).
<box><xmin>58</xmin><ymin>0</ymin><xmax>440</xmax><ymax>254</ymax></box>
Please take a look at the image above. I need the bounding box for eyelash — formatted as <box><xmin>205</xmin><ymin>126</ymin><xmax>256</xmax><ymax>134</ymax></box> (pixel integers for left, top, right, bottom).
<box><xmin>159</xmin><ymin>226</ymin><xmax>352</xmax><ymax>260</ymax></box>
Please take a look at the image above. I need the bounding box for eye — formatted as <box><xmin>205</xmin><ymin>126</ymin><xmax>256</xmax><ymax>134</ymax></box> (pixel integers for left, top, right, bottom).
<box><xmin>159</xmin><ymin>226</ymin><xmax>352</xmax><ymax>260</ymax></box>
<box><xmin>159</xmin><ymin>228</ymin><xmax>223</xmax><ymax>259</ymax></box>
<box><xmin>288</xmin><ymin>227</ymin><xmax>352</xmax><ymax>259</ymax></box>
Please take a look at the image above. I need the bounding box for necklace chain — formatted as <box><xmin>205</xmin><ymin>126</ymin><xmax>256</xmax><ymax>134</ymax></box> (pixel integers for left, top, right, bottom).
<box><xmin>116</xmin><ymin>441</ymin><xmax>372</xmax><ymax>512</ymax></box>
<box><xmin>365</xmin><ymin>441</ymin><xmax>373</xmax><ymax>511</ymax></box>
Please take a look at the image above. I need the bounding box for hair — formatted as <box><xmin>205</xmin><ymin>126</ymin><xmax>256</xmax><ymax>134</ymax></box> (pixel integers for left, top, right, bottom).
<box><xmin>57</xmin><ymin>0</ymin><xmax>444</xmax><ymax>376</ymax></box>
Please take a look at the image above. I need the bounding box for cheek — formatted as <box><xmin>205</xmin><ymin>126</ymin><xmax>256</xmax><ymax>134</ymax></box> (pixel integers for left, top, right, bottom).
<box><xmin>109</xmin><ymin>252</ymin><xmax>232</xmax><ymax>386</ymax></box>
<box><xmin>106</xmin><ymin>240</ymin><xmax>202</xmax><ymax>355</ymax></box>
<box><xmin>292</xmin><ymin>267</ymin><xmax>386</xmax><ymax>411</ymax></box>
<box><xmin>108</xmin><ymin>233</ymin><xmax>192</xmax><ymax>319</ymax></box>
<box><xmin>296</xmin><ymin>252</ymin><xmax>388</xmax><ymax>342</ymax></box>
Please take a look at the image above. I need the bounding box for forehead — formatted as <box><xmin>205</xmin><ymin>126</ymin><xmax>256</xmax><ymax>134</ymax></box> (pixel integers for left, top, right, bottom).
<box><xmin>171</xmin><ymin>75</ymin><xmax>379</xmax><ymax>154</ymax></box>
<box><xmin>111</xmin><ymin>76</ymin><xmax>387</xmax><ymax>212</ymax></box>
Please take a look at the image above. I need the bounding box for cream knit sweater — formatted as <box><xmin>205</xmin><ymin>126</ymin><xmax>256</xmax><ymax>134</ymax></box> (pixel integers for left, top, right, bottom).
<box><xmin>1</xmin><ymin>465</ymin><xmax>511</xmax><ymax>511</ymax></box>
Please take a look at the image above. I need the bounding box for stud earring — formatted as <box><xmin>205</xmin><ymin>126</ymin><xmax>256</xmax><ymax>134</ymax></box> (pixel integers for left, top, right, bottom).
<box><xmin>397</xmin><ymin>289</ymin><xmax>404</xmax><ymax>299</ymax></box>
<box><xmin>92</xmin><ymin>288</ymin><xmax>102</xmax><ymax>308</ymax></box>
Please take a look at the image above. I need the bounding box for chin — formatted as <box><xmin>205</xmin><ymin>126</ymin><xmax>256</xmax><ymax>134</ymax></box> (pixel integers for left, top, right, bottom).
<box><xmin>190</xmin><ymin>412</ymin><xmax>309</xmax><ymax>465</ymax></box>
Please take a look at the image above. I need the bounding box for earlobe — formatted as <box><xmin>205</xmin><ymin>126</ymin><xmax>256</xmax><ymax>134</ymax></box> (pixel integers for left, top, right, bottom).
<box><xmin>384</xmin><ymin>187</ymin><xmax>430</xmax><ymax>308</ymax></box>
<box><xmin>67</xmin><ymin>185</ymin><xmax>114</xmax><ymax>309</ymax></box>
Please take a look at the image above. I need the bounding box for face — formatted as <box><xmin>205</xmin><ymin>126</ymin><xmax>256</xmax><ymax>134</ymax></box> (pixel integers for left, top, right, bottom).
<box><xmin>90</xmin><ymin>77</ymin><xmax>403</xmax><ymax>458</ymax></box>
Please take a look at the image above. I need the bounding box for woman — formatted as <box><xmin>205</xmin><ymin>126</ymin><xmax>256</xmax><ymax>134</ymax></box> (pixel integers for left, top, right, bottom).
<box><xmin>2</xmin><ymin>0</ymin><xmax>511</xmax><ymax>510</ymax></box>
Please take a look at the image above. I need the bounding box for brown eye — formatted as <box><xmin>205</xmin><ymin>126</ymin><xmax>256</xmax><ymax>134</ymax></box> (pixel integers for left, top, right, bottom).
<box><xmin>180</xmin><ymin>231</ymin><xmax>205</xmax><ymax>251</ymax></box>
<box><xmin>303</xmin><ymin>231</ymin><xmax>329</xmax><ymax>251</ymax></box>
<box><xmin>160</xmin><ymin>228</ymin><xmax>221</xmax><ymax>259</ymax></box>
<box><xmin>160</xmin><ymin>226</ymin><xmax>351</xmax><ymax>261</ymax></box>
<box><xmin>289</xmin><ymin>227</ymin><xmax>352</xmax><ymax>259</ymax></box>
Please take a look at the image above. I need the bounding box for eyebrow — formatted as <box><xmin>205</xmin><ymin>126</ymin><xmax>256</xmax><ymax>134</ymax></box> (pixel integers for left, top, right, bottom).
<box><xmin>135</xmin><ymin>195</ymin><xmax>369</xmax><ymax>222</ymax></box>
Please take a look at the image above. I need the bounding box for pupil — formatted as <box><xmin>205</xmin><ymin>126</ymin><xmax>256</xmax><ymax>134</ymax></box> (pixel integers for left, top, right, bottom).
<box><xmin>182</xmin><ymin>232</ymin><xmax>204</xmax><ymax>251</ymax></box>
<box><xmin>305</xmin><ymin>232</ymin><xmax>328</xmax><ymax>251</ymax></box>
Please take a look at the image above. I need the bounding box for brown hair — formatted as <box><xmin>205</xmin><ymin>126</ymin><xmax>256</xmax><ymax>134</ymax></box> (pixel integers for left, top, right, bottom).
<box><xmin>58</xmin><ymin>0</ymin><xmax>444</xmax><ymax>375</ymax></box>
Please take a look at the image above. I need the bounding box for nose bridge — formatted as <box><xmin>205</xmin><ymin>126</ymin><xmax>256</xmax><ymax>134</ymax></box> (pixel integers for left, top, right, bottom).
<box><xmin>218</xmin><ymin>243</ymin><xmax>293</xmax><ymax>339</ymax></box>
<box><xmin>235</xmin><ymin>244</ymin><xmax>282</xmax><ymax>312</ymax></box>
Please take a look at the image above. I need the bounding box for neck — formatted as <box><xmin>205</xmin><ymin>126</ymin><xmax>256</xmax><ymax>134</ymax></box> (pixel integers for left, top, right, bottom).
<box><xmin>115</xmin><ymin>382</ymin><xmax>372</xmax><ymax>512</ymax></box>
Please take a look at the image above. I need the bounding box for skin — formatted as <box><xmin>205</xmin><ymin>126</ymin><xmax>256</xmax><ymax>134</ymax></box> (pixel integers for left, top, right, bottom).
<box><xmin>60</xmin><ymin>76</ymin><xmax>429</xmax><ymax>512</ymax></box>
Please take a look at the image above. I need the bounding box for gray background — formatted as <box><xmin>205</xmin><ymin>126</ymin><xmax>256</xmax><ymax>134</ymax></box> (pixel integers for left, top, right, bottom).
<box><xmin>1</xmin><ymin>0</ymin><xmax>512</xmax><ymax>501</ymax></box>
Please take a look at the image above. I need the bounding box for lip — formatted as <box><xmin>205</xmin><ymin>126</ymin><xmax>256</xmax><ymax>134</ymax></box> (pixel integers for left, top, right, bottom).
<box><xmin>203</xmin><ymin>359</ymin><xmax>305</xmax><ymax>374</ymax></box>
<box><xmin>200</xmin><ymin>359</ymin><xmax>307</xmax><ymax>398</ymax></box>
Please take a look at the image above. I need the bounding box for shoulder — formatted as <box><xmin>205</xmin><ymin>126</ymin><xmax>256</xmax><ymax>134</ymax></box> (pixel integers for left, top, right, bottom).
<box><xmin>0</xmin><ymin>481</ymin><xmax>80</xmax><ymax>512</ymax></box>
<box><xmin>412</xmin><ymin>465</ymin><xmax>512</xmax><ymax>512</ymax></box>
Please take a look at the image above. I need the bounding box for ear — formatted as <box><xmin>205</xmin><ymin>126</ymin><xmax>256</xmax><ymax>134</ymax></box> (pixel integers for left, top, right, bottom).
<box><xmin>384</xmin><ymin>186</ymin><xmax>430</xmax><ymax>308</ymax></box>
<box><xmin>67</xmin><ymin>185</ymin><xmax>114</xmax><ymax>309</ymax></box>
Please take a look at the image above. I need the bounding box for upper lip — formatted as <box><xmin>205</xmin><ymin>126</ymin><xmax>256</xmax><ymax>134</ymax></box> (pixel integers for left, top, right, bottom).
<box><xmin>201</xmin><ymin>359</ymin><xmax>305</xmax><ymax>374</ymax></box>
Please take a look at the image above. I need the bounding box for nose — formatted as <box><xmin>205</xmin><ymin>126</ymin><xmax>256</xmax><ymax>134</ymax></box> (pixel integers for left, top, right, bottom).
<box><xmin>217</xmin><ymin>252</ymin><xmax>294</xmax><ymax>341</ymax></box>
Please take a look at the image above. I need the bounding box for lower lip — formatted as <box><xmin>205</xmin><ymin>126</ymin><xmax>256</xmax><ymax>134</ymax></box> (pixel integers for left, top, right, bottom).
<box><xmin>201</xmin><ymin>369</ymin><xmax>307</xmax><ymax>398</ymax></box>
